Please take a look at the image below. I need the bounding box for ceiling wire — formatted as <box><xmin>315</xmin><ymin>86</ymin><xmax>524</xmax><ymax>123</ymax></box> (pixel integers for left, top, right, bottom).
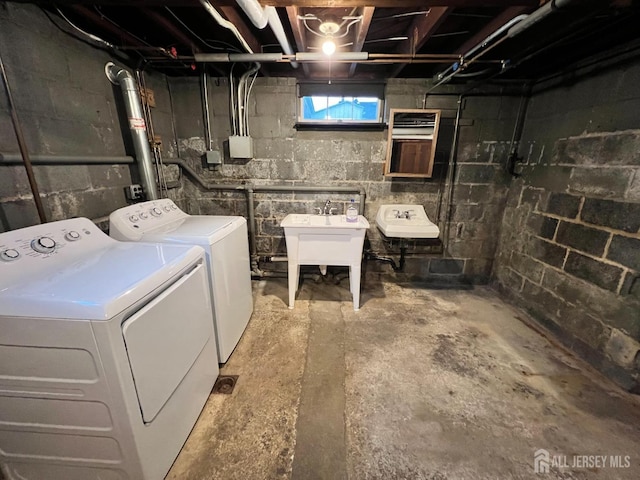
<box><xmin>54</xmin><ymin>8</ymin><xmax>115</xmax><ymax>49</ymax></box>
<box><xmin>93</xmin><ymin>6</ymin><xmax>153</xmax><ymax>49</ymax></box>
<box><xmin>165</xmin><ymin>7</ymin><xmax>241</xmax><ymax>53</ymax></box>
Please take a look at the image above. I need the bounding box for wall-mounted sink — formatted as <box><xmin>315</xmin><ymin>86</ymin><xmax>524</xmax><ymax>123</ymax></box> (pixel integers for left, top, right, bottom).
<box><xmin>375</xmin><ymin>204</ymin><xmax>440</xmax><ymax>239</ymax></box>
<box><xmin>281</xmin><ymin>213</ymin><xmax>370</xmax><ymax>311</ymax></box>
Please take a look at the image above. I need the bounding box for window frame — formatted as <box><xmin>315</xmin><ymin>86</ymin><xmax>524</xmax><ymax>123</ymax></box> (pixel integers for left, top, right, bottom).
<box><xmin>295</xmin><ymin>81</ymin><xmax>386</xmax><ymax>130</ymax></box>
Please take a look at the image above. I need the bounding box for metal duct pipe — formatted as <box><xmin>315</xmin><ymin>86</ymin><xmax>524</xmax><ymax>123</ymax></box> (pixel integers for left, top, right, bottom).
<box><xmin>105</xmin><ymin>62</ymin><xmax>158</xmax><ymax>200</ymax></box>
<box><xmin>235</xmin><ymin>0</ymin><xmax>298</xmax><ymax>68</ymax></box>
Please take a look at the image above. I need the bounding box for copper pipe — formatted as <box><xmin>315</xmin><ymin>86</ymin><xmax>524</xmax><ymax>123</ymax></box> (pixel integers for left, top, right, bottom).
<box><xmin>0</xmin><ymin>52</ymin><xmax>47</xmax><ymax>223</ymax></box>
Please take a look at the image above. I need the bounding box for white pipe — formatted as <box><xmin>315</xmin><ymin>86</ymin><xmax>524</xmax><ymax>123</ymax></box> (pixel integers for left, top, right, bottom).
<box><xmin>236</xmin><ymin>0</ymin><xmax>269</xmax><ymax>29</ymax></box>
<box><xmin>234</xmin><ymin>0</ymin><xmax>298</xmax><ymax>68</ymax></box>
<box><xmin>199</xmin><ymin>0</ymin><xmax>254</xmax><ymax>53</ymax></box>
<box><xmin>266</xmin><ymin>7</ymin><xmax>298</xmax><ymax>68</ymax></box>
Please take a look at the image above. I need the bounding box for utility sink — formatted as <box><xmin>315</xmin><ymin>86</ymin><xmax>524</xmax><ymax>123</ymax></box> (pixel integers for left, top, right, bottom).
<box><xmin>375</xmin><ymin>204</ymin><xmax>440</xmax><ymax>239</ymax></box>
<box><xmin>281</xmin><ymin>213</ymin><xmax>370</xmax><ymax>311</ymax></box>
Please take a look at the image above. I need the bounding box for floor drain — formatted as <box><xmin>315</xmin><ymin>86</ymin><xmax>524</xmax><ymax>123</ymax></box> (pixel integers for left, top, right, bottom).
<box><xmin>212</xmin><ymin>375</ymin><xmax>238</xmax><ymax>394</ymax></box>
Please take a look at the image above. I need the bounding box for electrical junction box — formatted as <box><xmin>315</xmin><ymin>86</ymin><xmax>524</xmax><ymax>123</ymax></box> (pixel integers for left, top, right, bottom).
<box><xmin>229</xmin><ymin>135</ymin><xmax>253</xmax><ymax>159</ymax></box>
<box><xmin>203</xmin><ymin>150</ymin><xmax>222</xmax><ymax>165</ymax></box>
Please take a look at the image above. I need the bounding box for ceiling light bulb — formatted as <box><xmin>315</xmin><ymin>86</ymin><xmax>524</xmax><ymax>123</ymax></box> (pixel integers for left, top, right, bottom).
<box><xmin>322</xmin><ymin>39</ymin><xmax>336</xmax><ymax>56</ymax></box>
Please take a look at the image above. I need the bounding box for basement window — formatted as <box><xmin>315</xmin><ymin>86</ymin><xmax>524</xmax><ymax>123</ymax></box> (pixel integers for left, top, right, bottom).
<box><xmin>296</xmin><ymin>81</ymin><xmax>385</xmax><ymax>130</ymax></box>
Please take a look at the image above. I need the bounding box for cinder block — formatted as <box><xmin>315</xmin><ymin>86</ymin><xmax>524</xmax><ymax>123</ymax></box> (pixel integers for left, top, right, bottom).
<box><xmin>0</xmin><ymin>198</ymin><xmax>48</xmax><ymax>232</ymax></box>
<box><xmin>558</xmin><ymin>305</ymin><xmax>610</xmax><ymax>351</ymax></box>
<box><xmin>564</xmin><ymin>251</ymin><xmax>623</xmax><ymax>292</ymax></box>
<box><xmin>527</xmin><ymin>237</ymin><xmax>567</xmax><ymax>268</ymax></box>
<box><xmin>527</xmin><ymin>214</ymin><xmax>558</xmax><ymax>240</ymax></box>
<box><xmin>542</xmin><ymin>267</ymin><xmax>640</xmax><ymax>339</ymax></box>
<box><xmin>542</xmin><ymin>192</ymin><xmax>581</xmax><ymax>218</ymax></box>
<box><xmin>521</xmin><ymin>280</ymin><xmax>563</xmax><ymax>319</ymax></box>
<box><xmin>428</xmin><ymin>258</ymin><xmax>465</xmax><ymax>274</ymax></box>
<box><xmin>556</xmin><ymin>221</ymin><xmax>610</xmax><ymax>256</ymax></box>
<box><xmin>456</xmin><ymin>164</ymin><xmax>501</xmax><ymax>184</ymax></box>
<box><xmin>606</xmin><ymin>329</ymin><xmax>640</xmax><ymax>368</ymax></box>
<box><xmin>581</xmin><ymin>198</ymin><xmax>640</xmax><ymax>233</ymax></box>
<box><xmin>626</xmin><ymin>172</ymin><xmax>640</xmax><ymax>202</ymax></box>
<box><xmin>607</xmin><ymin>235</ymin><xmax>640</xmax><ymax>271</ymax></box>
<box><xmin>568</xmin><ymin>167</ymin><xmax>632</xmax><ymax>199</ymax></box>
<box><xmin>510</xmin><ymin>251</ymin><xmax>544</xmax><ymax>284</ymax></box>
<box><xmin>621</xmin><ymin>272</ymin><xmax>640</xmax><ymax>300</ymax></box>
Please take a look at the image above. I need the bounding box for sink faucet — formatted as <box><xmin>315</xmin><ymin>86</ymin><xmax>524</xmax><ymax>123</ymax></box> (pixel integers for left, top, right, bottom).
<box><xmin>395</xmin><ymin>210</ymin><xmax>414</xmax><ymax>219</ymax></box>
<box><xmin>321</xmin><ymin>200</ymin><xmax>336</xmax><ymax>215</ymax></box>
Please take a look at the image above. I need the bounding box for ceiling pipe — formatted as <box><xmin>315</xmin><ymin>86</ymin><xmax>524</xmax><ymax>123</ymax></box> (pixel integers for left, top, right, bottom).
<box><xmin>431</xmin><ymin>0</ymin><xmax>575</xmax><ymax>91</ymax></box>
<box><xmin>199</xmin><ymin>0</ymin><xmax>254</xmax><ymax>54</ymax></box>
<box><xmin>105</xmin><ymin>62</ymin><xmax>159</xmax><ymax>200</ymax></box>
<box><xmin>507</xmin><ymin>0</ymin><xmax>573</xmax><ymax>38</ymax></box>
<box><xmin>235</xmin><ymin>0</ymin><xmax>298</xmax><ymax>68</ymax></box>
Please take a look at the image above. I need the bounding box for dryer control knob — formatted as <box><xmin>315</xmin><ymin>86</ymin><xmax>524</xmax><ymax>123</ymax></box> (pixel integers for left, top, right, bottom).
<box><xmin>139</xmin><ymin>212</ymin><xmax>149</xmax><ymax>220</ymax></box>
<box><xmin>170</xmin><ymin>204</ymin><xmax>177</xmax><ymax>210</ymax></box>
<box><xmin>129</xmin><ymin>215</ymin><xmax>139</xmax><ymax>223</ymax></box>
<box><xmin>151</xmin><ymin>207</ymin><xmax>163</xmax><ymax>217</ymax></box>
<box><xmin>163</xmin><ymin>205</ymin><xmax>171</xmax><ymax>212</ymax></box>
<box><xmin>65</xmin><ymin>231</ymin><xmax>81</xmax><ymax>241</ymax></box>
<box><xmin>0</xmin><ymin>248</ymin><xmax>20</xmax><ymax>262</ymax></box>
<box><xmin>31</xmin><ymin>236</ymin><xmax>56</xmax><ymax>254</ymax></box>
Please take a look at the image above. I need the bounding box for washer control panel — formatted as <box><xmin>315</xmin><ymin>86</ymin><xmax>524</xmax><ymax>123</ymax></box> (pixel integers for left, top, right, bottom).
<box><xmin>0</xmin><ymin>218</ymin><xmax>112</xmax><ymax>268</ymax></box>
<box><xmin>109</xmin><ymin>199</ymin><xmax>187</xmax><ymax>241</ymax></box>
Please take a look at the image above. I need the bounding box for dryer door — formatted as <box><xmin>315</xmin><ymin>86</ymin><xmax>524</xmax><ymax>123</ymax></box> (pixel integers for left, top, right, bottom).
<box><xmin>122</xmin><ymin>262</ymin><xmax>214</xmax><ymax>423</ymax></box>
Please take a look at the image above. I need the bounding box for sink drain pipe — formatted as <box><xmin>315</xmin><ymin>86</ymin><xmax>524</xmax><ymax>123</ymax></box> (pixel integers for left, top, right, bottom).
<box><xmin>364</xmin><ymin>246</ymin><xmax>407</xmax><ymax>272</ymax></box>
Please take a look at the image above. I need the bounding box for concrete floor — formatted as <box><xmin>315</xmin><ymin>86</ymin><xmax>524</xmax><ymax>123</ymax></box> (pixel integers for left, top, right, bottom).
<box><xmin>167</xmin><ymin>272</ymin><xmax>640</xmax><ymax>480</ymax></box>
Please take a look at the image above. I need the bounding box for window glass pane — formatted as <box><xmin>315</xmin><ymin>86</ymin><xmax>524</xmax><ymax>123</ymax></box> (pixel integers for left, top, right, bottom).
<box><xmin>300</xmin><ymin>95</ymin><xmax>382</xmax><ymax>123</ymax></box>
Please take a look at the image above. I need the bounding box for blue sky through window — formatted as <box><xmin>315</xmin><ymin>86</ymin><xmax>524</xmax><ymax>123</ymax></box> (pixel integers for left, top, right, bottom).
<box><xmin>301</xmin><ymin>96</ymin><xmax>381</xmax><ymax>122</ymax></box>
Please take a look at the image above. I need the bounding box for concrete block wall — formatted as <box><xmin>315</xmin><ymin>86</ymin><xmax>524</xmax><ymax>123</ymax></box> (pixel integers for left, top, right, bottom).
<box><xmin>495</xmin><ymin>62</ymin><xmax>640</xmax><ymax>392</ymax></box>
<box><xmin>0</xmin><ymin>3</ymin><xmax>176</xmax><ymax>232</ymax></box>
<box><xmin>169</xmin><ymin>76</ymin><xmax>520</xmax><ymax>282</ymax></box>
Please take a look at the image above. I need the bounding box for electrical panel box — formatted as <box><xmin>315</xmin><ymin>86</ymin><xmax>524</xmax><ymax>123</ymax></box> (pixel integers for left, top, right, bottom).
<box><xmin>229</xmin><ymin>135</ymin><xmax>254</xmax><ymax>159</ymax></box>
<box><xmin>203</xmin><ymin>150</ymin><xmax>222</xmax><ymax>165</ymax></box>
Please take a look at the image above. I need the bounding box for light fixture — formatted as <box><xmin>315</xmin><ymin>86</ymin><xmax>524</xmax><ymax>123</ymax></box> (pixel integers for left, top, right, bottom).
<box><xmin>319</xmin><ymin>18</ymin><xmax>339</xmax><ymax>56</ymax></box>
<box><xmin>298</xmin><ymin>13</ymin><xmax>363</xmax><ymax>57</ymax></box>
<box><xmin>322</xmin><ymin>39</ymin><xmax>336</xmax><ymax>56</ymax></box>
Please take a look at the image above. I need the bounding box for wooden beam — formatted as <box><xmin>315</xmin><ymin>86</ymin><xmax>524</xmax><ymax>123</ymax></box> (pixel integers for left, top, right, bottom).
<box><xmin>142</xmin><ymin>7</ymin><xmax>200</xmax><ymax>54</ymax></box>
<box><xmin>455</xmin><ymin>6</ymin><xmax>532</xmax><ymax>54</ymax></box>
<box><xmin>348</xmin><ymin>6</ymin><xmax>374</xmax><ymax>77</ymax></box>
<box><xmin>389</xmin><ymin>6</ymin><xmax>451</xmax><ymax>78</ymax></box>
<box><xmin>286</xmin><ymin>6</ymin><xmax>310</xmax><ymax>76</ymax></box>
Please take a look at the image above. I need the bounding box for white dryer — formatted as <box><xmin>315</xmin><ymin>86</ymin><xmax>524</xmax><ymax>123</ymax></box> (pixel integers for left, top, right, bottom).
<box><xmin>0</xmin><ymin>218</ymin><xmax>219</xmax><ymax>480</ymax></box>
<box><xmin>109</xmin><ymin>199</ymin><xmax>253</xmax><ymax>363</ymax></box>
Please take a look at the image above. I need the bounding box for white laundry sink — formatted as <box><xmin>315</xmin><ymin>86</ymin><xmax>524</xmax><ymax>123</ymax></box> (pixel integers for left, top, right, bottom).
<box><xmin>281</xmin><ymin>213</ymin><xmax>370</xmax><ymax>311</ymax></box>
<box><xmin>375</xmin><ymin>204</ymin><xmax>440</xmax><ymax>239</ymax></box>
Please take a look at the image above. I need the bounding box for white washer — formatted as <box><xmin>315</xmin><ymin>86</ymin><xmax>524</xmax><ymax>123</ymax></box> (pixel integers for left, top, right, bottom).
<box><xmin>109</xmin><ymin>199</ymin><xmax>253</xmax><ymax>363</ymax></box>
<box><xmin>0</xmin><ymin>218</ymin><xmax>219</xmax><ymax>480</ymax></box>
